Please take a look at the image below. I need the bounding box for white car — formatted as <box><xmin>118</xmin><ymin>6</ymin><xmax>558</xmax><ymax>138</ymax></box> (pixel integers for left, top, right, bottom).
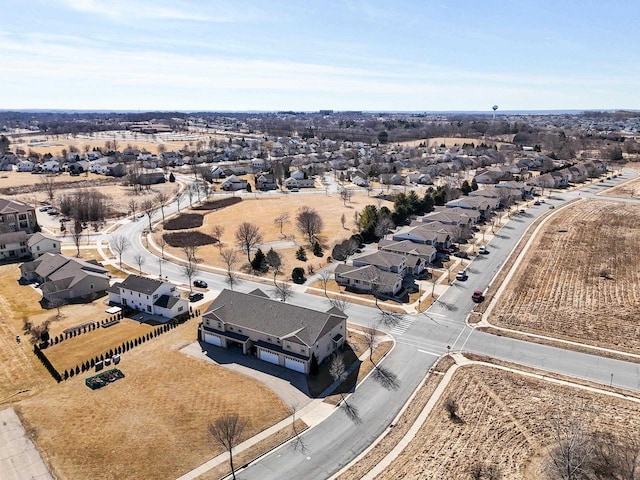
<box><xmin>478</xmin><ymin>245</ymin><xmax>488</xmax><ymax>254</ymax></box>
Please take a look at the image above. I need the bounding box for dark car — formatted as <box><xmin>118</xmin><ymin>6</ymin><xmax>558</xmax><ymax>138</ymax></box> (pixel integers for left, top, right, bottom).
<box><xmin>188</xmin><ymin>292</ymin><xmax>204</xmax><ymax>302</ymax></box>
<box><xmin>471</xmin><ymin>290</ymin><xmax>484</xmax><ymax>303</ymax></box>
<box><xmin>39</xmin><ymin>206</ymin><xmax>52</xmax><ymax>212</ymax></box>
<box><xmin>193</xmin><ymin>280</ymin><xmax>208</xmax><ymax>288</ymax></box>
<box><xmin>47</xmin><ymin>209</ymin><xmax>59</xmax><ymax>216</ymax></box>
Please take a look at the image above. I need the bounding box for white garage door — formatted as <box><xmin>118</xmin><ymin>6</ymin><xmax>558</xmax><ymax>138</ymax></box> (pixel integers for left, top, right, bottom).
<box><xmin>204</xmin><ymin>333</ymin><xmax>221</xmax><ymax>346</ymax></box>
<box><xmin>284</xmin><ymin>357</ymin><xmax>306</xmax><ymax>373</ymax></box>
<box><xmin>258</xmin><ymin>349</ymin><xmax>279</xmax><ymax>365</ymax></box>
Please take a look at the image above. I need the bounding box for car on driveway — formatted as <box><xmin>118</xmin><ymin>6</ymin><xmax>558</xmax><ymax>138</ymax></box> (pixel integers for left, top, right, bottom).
<box><xmin>471</xmin><ymin>290</ymin><xmax>484</xmax><ymax>303</ymax></box>
<box><xmin>47</xmin><ymin>209</ymin><xmax>59</xmax><ymax>216</ymax></box>
<box><xmin>188</xmin><ymin>292</ymin><xmax>204</xmax><ymax>302</ymax></box>
<box><xmin>455</xmin><ymin>270</ymin><xmax>468</xmax><ymax>281</ymax></box>
<box><xmin>39</xmin><ymin>206</ymin><xmax>52</xmax><ymax>212</ymax></box>
<box><xmin>193</xmin><ymin>279</ymin><xmax>208</xmax><ymax>288</ymax></box>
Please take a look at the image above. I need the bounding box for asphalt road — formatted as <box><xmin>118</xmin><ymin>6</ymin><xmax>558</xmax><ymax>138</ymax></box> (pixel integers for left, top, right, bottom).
<box><xmin>104</xmin><ymin>170</ymin><xmax>640</xmax><ymax>479</ymax></box>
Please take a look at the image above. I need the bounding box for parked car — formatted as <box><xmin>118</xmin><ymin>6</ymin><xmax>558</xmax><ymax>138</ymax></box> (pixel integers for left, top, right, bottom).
<box><xmin>193</xmin><ymin>279</ymin><xmax>208</xmax><ymax>288</ymax></box>
<box><xmin>478</xmin><ymin>245</ymin><xmax>488</xmax><ymax>254</ymax></box>
<box><xmin>519</xmin><ymin>209</ymin><xmax>526</xmax><ymax>214</ymax></box>
<box><xmin>453</xmin><ymin>251</ymin><xmax>469</xmax><ymax>259</ymax></box>
<box><xmin>188</xmin><ymin>292</ymin><xmax>204</xmax><ymax>302</ymax></box>
<box><xmin>47</xmin><ymin>209</ymin><xmax>59</xmax><ymax>216</ymax></box>
<box><xmin>549</xmin><ymin>205</ymin><xmax>555</xmax><ymax>209</ymax></box>
<box><xmin>533</xmin><ymin>201</ymin><xmax>541</xmax><ymax>206</ymax></box>
<box><xmin>471</xmin><ymin>290</ymin><xmax>484</xmax><ymax>303</ymax></box>
<box><xmin>39</xmin><ymin>206</ymin><xmax>52</xmax><ymax>212</ymax></box>
<box><xmin>456</xmin><ymin>270</ymin><xmax>468</xmax><ymax>281</ymax></box>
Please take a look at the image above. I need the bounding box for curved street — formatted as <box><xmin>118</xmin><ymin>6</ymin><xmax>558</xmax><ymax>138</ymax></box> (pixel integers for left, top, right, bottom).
<box><xmin>99</xmin><ymin>171</ymin><xmax>640</xmax><ymax>479</ymax></box>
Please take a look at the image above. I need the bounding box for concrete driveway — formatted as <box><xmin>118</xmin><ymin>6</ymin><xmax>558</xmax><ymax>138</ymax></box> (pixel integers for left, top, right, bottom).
<box><xmin>180</xmin><ymin>341</ymin><xmax>312</xmax><ymax>408</ymax></box>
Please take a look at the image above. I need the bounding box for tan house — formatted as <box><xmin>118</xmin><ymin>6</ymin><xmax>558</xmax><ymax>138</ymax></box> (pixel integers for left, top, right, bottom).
<box><xmin>20</xmin><ymin>253</ymin><xmax>110</xmax><ymax>303</ymax></box>
<box><xmin>200</xmin><ymin>289</ymin><xmax>346</xmax><ymax>374</ymax></box>
<box><xmin>334</xmin><ymin>264</ymin><xmax>403</xmax><ymax>296</ymax></box>
<box><xmin>0</xmin><ymin>199</ymin><xmax>38</xmax><ymax>234</ymax></box>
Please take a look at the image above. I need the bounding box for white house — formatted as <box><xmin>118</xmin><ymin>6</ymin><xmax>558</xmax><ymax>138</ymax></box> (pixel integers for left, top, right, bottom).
<box><xmin>16</xmin><ymin>160</ymin><xmax>35</xmax><ymax>172</ymax></box>
<box><xmin>107</xmin><ymin>275</ymin><xmax>188</xmax><ymax>319</ymax></box>
<box><xmin>41</xmin><ymin>160</ymin><xmax>60</xmax><ymax>173</ymax></box>
<box><xmin>221</xmin><ymin>175</ymin><xmax>248</xmax><ymax>191</ymax></box>
<box><xmin>27</xmin><ymin>232</ymin><xmax>61</xmax><ymax>258</ymax></box>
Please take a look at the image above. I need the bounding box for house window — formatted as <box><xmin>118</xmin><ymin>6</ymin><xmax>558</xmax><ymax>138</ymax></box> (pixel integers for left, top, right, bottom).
<box><xmin>0</xmin><ymin>245</ymin><xmax>4</xmax><ymax>249</ymax></box>
<box><xmin>53</xmin><ymin>243</ymin><xmax>57</xmax><ymax>248</ymax></box>
<box><xmin>138</xmin><ymin>293</ymin><xmax>140</xmax><ymax>297</ymax></box>
<box><xmin>267</xmin><ymin>337</ymin><xmax>271</xmax><ymax>342</ymax></box>
<box><xmin>90</xmin><ymin>284</ymin><xmax>94</xmax><ymax>290</ymax></box>
<box><xmin>238</xmin><ymin>328</ymin><xmax>242</xmax><ymax>333</ymax></box>
<box><xmin>146</xmin><ymin>306</ymin><xmax>152</xmax><ymax>312</ymax></box>
<box><xmin>18</xmin><ymin>214</ymin><xmax>26</xmax><ymax>220</ymax></box>
<box><xmin>36</xmin><ymin>246</ymin><xmax>40</xmax><ymax>251</ymax></box>
<box><xmin>153</xmin><ymin>294</ymin><xmax>158</xmax><ymax>299</ymax></box>
<box><xmin>146</xmin><ymin>295</ymin><xmax>149</xmax><ymax>299</ymax></box>
<box><xmin>229</xmin><ymin>326</ymin><xmax>234</xmax><ymax>331</ymax></box>
<box><xmin>178</xmin><ymin>306</ymin><xmax>183</xmax><ymax>312</ymax></box>
<box><xmin>300</xmin><ymin>346</ymin><xmax>305</xmax><ymax>352</ymax></box>
<box><xmin>285</xmin><ymin>344</ymin><xmax>290</xmax><ymax>349</ymax></box>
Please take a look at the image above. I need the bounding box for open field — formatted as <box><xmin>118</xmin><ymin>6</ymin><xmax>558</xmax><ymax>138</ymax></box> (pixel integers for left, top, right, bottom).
<box><xmin>17</xmin><ymin>318</ymin><xmax>291</xmax><ymax>480</ymax></box>
<box><xmin>153</xmin><ymin>190</ymin><xmax>396</xmax><ymax>279</ymax></box>
<box><xmin>488</xmin><ymin>199</ymin><xmax>640</xmax><ymax>354</ymax></box>
<box><xmin>600</xmin><ymin>173</ymin><xmax>640</xmax><ymax>198</ymax></box>
<box><xmin>377</xmin><ymin>364</ymin><xmax>640</xmax><ymax>480</ymax></box>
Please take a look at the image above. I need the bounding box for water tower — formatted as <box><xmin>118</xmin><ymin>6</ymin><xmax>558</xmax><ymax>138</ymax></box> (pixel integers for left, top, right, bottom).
<box><xmin>492</xmin><ymin>105</ymin><xmax>498</xmax><ymax>120</ymax></box>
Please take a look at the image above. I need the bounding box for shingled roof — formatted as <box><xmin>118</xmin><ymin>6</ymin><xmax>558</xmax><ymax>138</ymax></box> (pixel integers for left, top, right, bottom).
<box><xmin>203</xmin><ymin>289</ymin><xmax>346</xmax><ymax>347</ymax></box>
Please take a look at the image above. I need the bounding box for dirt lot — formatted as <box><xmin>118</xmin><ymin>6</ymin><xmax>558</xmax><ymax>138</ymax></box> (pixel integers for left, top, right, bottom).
<box><xmin>16</xmin><ymin>318</ymin><xmax>291</xmax><ymax>480</ymax></box>
<box><xmin>153</xmin><ymin>191</ymin><xmax>395</xmax><ymax>279</ymax></box>
<box><xmin>377</xmin><ymin>364</ymin><xmax>640</xmax><ymax>480</ymax></box>
<box><xmin>488</xmin><ymin>199</ymin><xmax>640</xmax><ymax>354</ymax></box>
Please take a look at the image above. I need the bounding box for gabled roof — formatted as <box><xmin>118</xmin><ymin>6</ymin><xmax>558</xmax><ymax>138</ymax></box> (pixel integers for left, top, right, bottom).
<box><xmin>154</xmin><ymin>295</ymin><xmax>180</xmax><ymax>308</ymax></box>
<box><xmin>0</xmin><ymin>230</ymin><xmax>28</xmax><ymax>245</ymax></box>
<box><xmin>353</xmin><ymin>250</ymin><xmax>406</xmax><ymax>268</ymax></box>
<box><xmin>118</xmin><ymin>275</ymin><xmax>165</xmax><ymax>295</ymax></box>
<box><xmin>334</xmin><ymin>264</ymin><xmax>402</xmax><ymax>289</ymax></box>
<box><xmin>203</xmin><ymin>289</ymin><xmax>346</xmax><ymax>347</ymax></box>
<box><xmin>27</xmin><ymin>232</ymin><xmax>56</xmax><ymax>247</ymax></box>
<box><xmin>0</xmin><ymin>199</ymin><xmax>34</xmax><ymax>215</ymax></box>
<box><xmin>378</xmin><ymin>239</ymin><xmax>436</xmax><ymax>258</ymax></box>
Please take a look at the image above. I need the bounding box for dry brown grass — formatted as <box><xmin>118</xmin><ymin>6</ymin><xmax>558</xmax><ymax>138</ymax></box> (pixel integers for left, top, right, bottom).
<box><xmin>601</xmin><ymin>175</ymin><xmax>640</xmax><ymax>199</ymax></box>
<box><xmin>196</xmin><ymin>420</ymin><xmax>308</xmax><ymax>480</ymax></box>
<box><xmin>375</xmin><ymin>365</ymin><xmax>640</xmax><ymax>480</ymax></box>
<box><xmin>17</xmin><ymin>319</ymin><xmax>291</xmax><ymax>480</ymax></box>
<box><xmin>489</xmin><ymin>200</ymin><xmax>640</xmax><ymax>354</ymax></box>
<box><xmin>154</xmin><ymin>191</ymin><xmax>395</xmax><ymax>279</ymax></box>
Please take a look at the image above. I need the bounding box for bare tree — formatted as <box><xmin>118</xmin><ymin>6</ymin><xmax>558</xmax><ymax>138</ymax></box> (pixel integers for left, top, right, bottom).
<box><xmin>71</xmin><ymin>220</ymin><xmax>83</xmax><ymax>257</ymax></box>
<box><xmin>544</xmin><ymin>412</ymin><xmax>593</xmax><ymax>480</ymax></box>
<box><xmin>274</xmin><ymin>212</ymin><xmax>290</xmax><ymax>236</ymax></box>
<box><xmin>140</xmin><ymin>198</ymin><xmax>157</xmax><ymax>232</ymax></box>
<box><xmin>208</xmin><ymin>413</ymin><xmax>246</xmax><ymax>480</ymax></box>
<box><xmin>340</xmin><ymin>187</ymin><xmax>353</xmax><ymax>206</ymax></box>
<box><xmin>235</xmin><ymin>222</ymin><xmax>263</xmax><ymax>262</ymax></box>
<box><xmin>211</xmin><ymin>225</ymin><xmax>225</xmax><ymax>250</ymax></box>
<box><xmin>133</xmin><ymin>253</ymin><xmax>145</xmax><ymax>274</ymax></box>
<box><xmin>156</xmin><ymin>191</ymin><xmax>169</xmax><ymax>223</ymax></box>
<box><xmin>362</xmin><ymin>325</ymin><xmax>379</xmax><ymax>364</ymax></box>
<box><xmin>40</xmin><ymin>175</ymin><xmax>57</xmax><ymax>203</ymax></box>
<box><xmin>220</xmin><ymin>248</ymin><xmax>239</xmax><ymax>290</ymax></box>
<box><xmin>340</xmin><ymin>213</ymin><xmax>346</xmax><ymax>229</ymax></box>
<box><xmin>274</xmin><ymin>281</ymin><xmax>293</xmax><ymax>302</ymax></box>
<box><xmin>111</xmin><ymin>235</ymin><xmax>130</xmax><ymax>268</ymax></box>
<box><xmin>327</xmin><ymin>295</ymin><xmax>350</xmax><ymax>314</ymax></box>
<box><xmin>329</xmin><ymin>353</ymin><xmax>361</xmax><ymax>424</ymax></box>
<box><xmin>181</xmin><ymin>244</ymin><xmax>201</xmax><ymax>266</ymax></box>
<box><xmin>175</xmin><ymin>188</ymin><xmax>183</xmax><ymax>213</ymax></box>
<box><xmin>319</xmin><ymin>269</ymin><xmax>332</xmax><ymax>297</ymax></box>
<box><xmin>128</xmin><ymin>199</ymin><xmax>138</xmax><ymax>219</ymax></box>
<box><xmin>186</xmin><ymin>182</ymin><xmax>198</xmax><ymax>208</ymax></box>
<box><xmin>156</xmin><ymin>236</ymin><xmax>166</xmax><ymax>259</ymax></box>
<box><xmin>296</xmin><ymin>206</ymin><xmax>323</xmax><ymax>245</ymax></box>
<box><xmin>265</xmin><ymin>248</ymin><xmax>282</xmax><ymax>283</ymax></box>
<box><xmin>182</xmin><ymin>261</ymin><xmax>198</xmax><ymax>292</ymax></box>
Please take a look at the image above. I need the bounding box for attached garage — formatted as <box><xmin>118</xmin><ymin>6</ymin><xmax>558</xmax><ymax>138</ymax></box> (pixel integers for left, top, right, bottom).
<box><xmin>204</xmin><ymin>333</ymin><xmax>222</xmax><ymax>347</ymax></box>
<box><xmin>284</xmin><ymin>357</ymin><xmax>306</xmax><ymax>373</ymax></box>
<box><xmin>258</xmin><ymin>349</ymin><xmax>279</xmax><ymax>365</ymax></box>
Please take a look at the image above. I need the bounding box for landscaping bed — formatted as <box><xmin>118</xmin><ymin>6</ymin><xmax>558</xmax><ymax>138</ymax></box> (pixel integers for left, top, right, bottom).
<box><xmin>163</xmin><ymin>213</ymin><xmax>204</xmax><ymax>230</ymax></box>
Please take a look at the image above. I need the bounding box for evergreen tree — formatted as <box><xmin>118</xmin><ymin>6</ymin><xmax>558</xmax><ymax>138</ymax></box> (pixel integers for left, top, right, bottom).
<box><xmin>251</xmin><ymin>248</ymin><xmax>268</xmax><ymax>272</ymax></box>
<box><xmin>309</xmin><ymin>353</ymin><xmax>319</xmax><ymax>376</ymax></box>
<box><xmin>312</xmin><ymin>241</ymin><xmax>323</xmax><ymax>257</ymax></box>
<box><xmin>295</xmin><ymin>246</ymin><xmax>307</xmax><ymax>261</ymax></box>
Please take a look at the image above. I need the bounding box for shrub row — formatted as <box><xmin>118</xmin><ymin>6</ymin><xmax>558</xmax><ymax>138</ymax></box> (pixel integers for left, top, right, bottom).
<box><xmin>163</xmin><ymin>231</ymin><xmax>218</xmax><ymax>247</ymax></box>
<box><xmin>192</xmin><ymin>197</ymin><xmax>242</xmax><ymax>211</ymax></box>
<box><xmin>163</xmin><ymin>213</ymin><xmax>204</xmax><ymax>230</ymax></box>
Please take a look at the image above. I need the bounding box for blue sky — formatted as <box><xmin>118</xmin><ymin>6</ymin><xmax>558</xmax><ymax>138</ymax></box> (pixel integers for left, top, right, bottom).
<box><xmin>2</xmin><ymin>0</ymin><xmax>639</xmax><ymax>111</ymax></box>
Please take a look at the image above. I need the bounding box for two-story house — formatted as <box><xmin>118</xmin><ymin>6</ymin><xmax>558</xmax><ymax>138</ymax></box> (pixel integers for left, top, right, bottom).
<box><xmin>0</xmin><ymin>199</ymin><xmax>38</xmax><ymax>234</ymax></box>
<box><xmin>200</xmin><ymin>289</ymin><xmax>346</xmax><ymax>374</ymax></box>
<box><xmin>107</xmin><ymin>275</ymin><xmax>188</xmax><ymax>319</ymax></box>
